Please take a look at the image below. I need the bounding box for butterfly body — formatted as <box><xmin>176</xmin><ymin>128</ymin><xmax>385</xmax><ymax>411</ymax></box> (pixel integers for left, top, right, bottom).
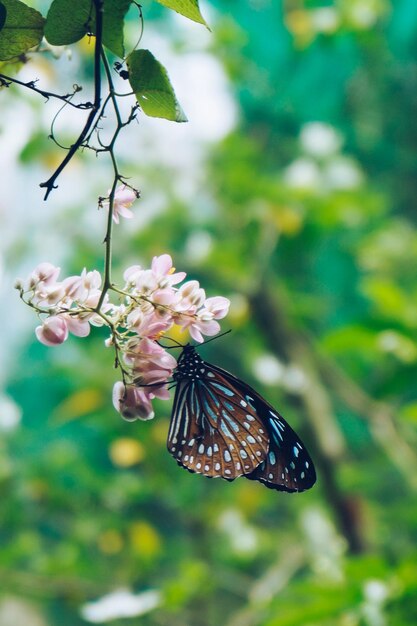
<box><xmin>168</xmin><ymin>345</ymin><xmax>316</xmax><ymax>492</ymax></box>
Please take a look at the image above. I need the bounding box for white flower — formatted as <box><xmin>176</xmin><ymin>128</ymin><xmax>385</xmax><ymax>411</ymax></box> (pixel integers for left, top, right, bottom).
<box><xmin>0</xmin><ymin>394</ymin><xmax>22</xmax><ymax>431</ymax></box>
<box><xmin>252</xmin><ymin>354</ymin><xmax>285</xmax><ymax>386</ymax></box>
<box><xmin>284</xmin><ymin>158</ymin><xmax>322</xmax><ymax>190</ymax></box>
<box><xmin>300</xmin><ymin>122</ymin><xmax>342</xmax><ymax>157</ymax></box>
<box><xmin>323</xmin><ymin>157</ymin><xmax>363</xmax><ymax>189</ymax></box>
<box><xmin>311</xmin><ymin>8</ymin><xmax>340</xmax><ymax>34</ymax></box>
<box><xmin>80</xmin><ymin>589</ymin><xmax>162</xmax><ymax>623</ymax></box>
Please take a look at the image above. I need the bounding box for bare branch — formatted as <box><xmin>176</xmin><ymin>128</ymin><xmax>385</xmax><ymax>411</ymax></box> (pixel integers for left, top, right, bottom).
<box><xmin>39</xmin><ymin>0</ymin><xmax>104</xmax><ymax>199</ymax></box>
<box><xmin>0</xmin><ymin>73</ymin><xmax>92</xmax><ymax>109</ymax></box>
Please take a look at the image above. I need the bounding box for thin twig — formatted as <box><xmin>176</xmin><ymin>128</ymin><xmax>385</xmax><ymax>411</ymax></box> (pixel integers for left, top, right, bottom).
<box><xmin>0</xmin><ymin>74</ymin><xmax>92</xmax><ymax>108</ymax></box>
<box><xmin>97</xmin><ymin>51</ymin><xmax>121</xmax><ymax>304</ymax></box>
<box><xmin>96</xmin><ymin>52</ymin><xmax>139</xmax><ymax>308</ymax></box>
<box><xmin>39</xmin><ymin>0</ymin><xmax>104</xmax><ymax>199</ymax></box>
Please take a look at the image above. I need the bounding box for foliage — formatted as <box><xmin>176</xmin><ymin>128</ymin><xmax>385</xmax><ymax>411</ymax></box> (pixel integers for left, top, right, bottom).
<box><xmin>127</xmin><ymin>49</ymin><xmax>187</xmax><ymax>122</ymax></box>
<box><xmin>0</xmin><ymin>0</ymin><xmax>195</xmax><ymax>121</ymax></box>
<box><xmin>0</xmin><ymin>0</ymin><xmax>44</xmax><ymax>59</ymax></box>
<box><xmin>1</xmin><ymin>0</ymin><xmax>417</xmax><ymax>625</ymax></box>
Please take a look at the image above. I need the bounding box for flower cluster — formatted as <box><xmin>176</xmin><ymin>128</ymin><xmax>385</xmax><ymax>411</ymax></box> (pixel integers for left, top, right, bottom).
<box><xmin>17</xmin><ymin>255</ymin><xmax>230</xmax><ymax>420</ymax></box>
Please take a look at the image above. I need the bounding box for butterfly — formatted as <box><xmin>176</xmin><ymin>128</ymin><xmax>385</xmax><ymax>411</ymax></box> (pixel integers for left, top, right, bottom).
<box><xmin>167</xmin><ymin>344</ymin><xmax>316</xmax><ymax>492</ymax></box>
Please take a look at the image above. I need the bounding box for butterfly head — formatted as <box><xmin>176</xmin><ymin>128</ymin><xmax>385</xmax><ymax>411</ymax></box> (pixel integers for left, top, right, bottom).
<box><xmin>173</xmin><ymin>344</ymin><xmax>206</xmax><ymax>381</ymax></box>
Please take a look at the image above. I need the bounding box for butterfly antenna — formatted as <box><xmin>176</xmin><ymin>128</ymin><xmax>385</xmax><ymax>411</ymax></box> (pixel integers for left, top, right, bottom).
<box><xmin>156</xmin><ymin>336</ymin><xmax>186</xmax><ymax>350</ymax></box>
<box><xmin>157</xmin><ymin>329</ymin><xmax>231</xmax><ymax>350</ymax></box>
<box><xmin>200</xmin><ymin>329</ymin><xmax>232</xmax><ymax>346</ymax></box>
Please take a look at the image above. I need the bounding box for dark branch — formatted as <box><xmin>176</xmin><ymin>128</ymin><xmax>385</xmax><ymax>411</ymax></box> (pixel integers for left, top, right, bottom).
<box><xmin>0</xmin><ymin>73</ymin><xmax>93</xmax><ymax>109</ymax></box>
<box><xmin>39</xmin><ymin>0</ymin><xmax>104</xmax><ymax>200</ymax></box>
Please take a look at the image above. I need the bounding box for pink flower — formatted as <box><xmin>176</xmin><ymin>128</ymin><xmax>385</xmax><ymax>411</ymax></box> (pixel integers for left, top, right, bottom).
<box><xmin>174</xmin><ymin>280</ymin><xmax>206</xmax><ymax>312</ymax></box>
<box><xmin>127</xmin><ymin>309</ymin><xmax>173</xmax><ymax>338</ymax></box>
<box><xmin>203</xmin><ymin>296</ymin><xmax>230</xmax><ymax>320</ymax></box>
<box><xmin>149</xmin><ymin>385</ymin><xmax>171</xmax><ymax>400</ymax></box>
<box><xmin>125</xmin><ymin>256</ymin><xmax>186</xmax><ymax>296</ymax></box>
<box><xmin>175</xmin><ymin>296</ymin><xmax>230</xmax><ymax>341</ymax></box>
<box><xmin>102</xmin><ymin>185</ymin><xmax>138</xmax><ymax>224</ymax></box>
<box><xmin>131</xmin><ymin>269</ymin><xmax>159</xmax><ymax>295</ymax></box>
<box><xmin>21</xmin><ymin>253</ymin><xmax>232</xmax><ymax>421</ymax></box>
<box><xmin>184</xmin><ymin>317</ymin><xmax>221</xmax><ymax>343</ymax></box>
<box><xmin>63</xmin><ymin>314</ymin><xmax>91</xmax><ymax>337</ymax></box>
<box><xmin>28</xmin><ymin>262</ymin><xmax>60</xmax><ymax>289</ymax></box>
<box><xmin>151</xmin><ymin>288</ymin><xmax>176</xmax><ymax>307</ymax></box>
<box><xmin>123</xmin><ymin>265</ymin><xmax>142</xmax><ymax>286</ymax></box>
<box><xmin>35</xmin><ymin>282</ymin><xmax>65</xmax><ymax>307</ymax></box>
<box><xmin>151</xmin><ymin>254</ymin><xmax>186</xmax><ymax>287</ymax></box>
<box><xmin>112</xmin><ymin>382</ymin><xmax>154</xmax><ymax>420</ymax></box>
<box><xmin>35</xmin><ymin>315</ymin><xmax>69</xmax><ymax>346</ymax></box>
<box><xmin>63</xmin><ymin>269</ymin><xmax>102</xmax><ymax>303</ymax></box>
<box><xmin>83</xmin><ymin>269</ymin><xmax>101</xmax><ymax>291</ymax></box>
<box><xmin>62</xmin><ymin>275</ymin><xmax>85</xmax><ymax>300</ymax></box>
<box><xmin>125</xmin><ymin>338</ymin><xmax>177</xmax><ymax>385</ymax></box>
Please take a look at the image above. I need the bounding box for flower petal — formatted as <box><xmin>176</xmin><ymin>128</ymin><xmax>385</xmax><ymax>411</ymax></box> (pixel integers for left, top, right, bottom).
<box><xmin>151</xmin><ymin>254</ymin><xmax>172</xmax><ymax>275</ymax></box>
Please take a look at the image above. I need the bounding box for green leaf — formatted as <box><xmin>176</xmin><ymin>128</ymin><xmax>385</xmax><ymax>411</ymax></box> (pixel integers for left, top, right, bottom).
<box><xmin>0</xmin><ymin>0</ymin><xmax>44</xmax><ymax>61</ymax></box>
<box><xmin>0</xmin><ymin>3</ymin><xmax>6</xmax><ymax>33</ymax></box>
<box><xmin>44</xmin><ymin>0</ymin><xmax>89</xmax><ymax>47</ymax></box>
<box><xmin>44</xmin><ymin>0</ymin><xmax>130</xmax><ymax>57</ymax></box>
<box><xmin>153</xmin><ymin>0</ymin><xmax>207</xmax><ymax>26</ymax></box>
<box><xmin>101</xmin><ymin>0</ymin><xmax>131</xmax><ymax>58</ymax></box>
<box><xmin>127</xmin><ymin>49</ymin><xmax>187</xmax><ymax>123</ymax></box>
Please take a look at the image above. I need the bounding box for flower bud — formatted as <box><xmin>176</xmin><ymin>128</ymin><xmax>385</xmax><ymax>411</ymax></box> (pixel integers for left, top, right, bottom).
<box><xmin>35</xmin><ymin>316</ymin><xmax>68</xmax><ymax>346</ymax></box>
<box><xmin>112</xmin><ymin>382</ymin><xmax>155</xmax><ymax>421</ymax></box>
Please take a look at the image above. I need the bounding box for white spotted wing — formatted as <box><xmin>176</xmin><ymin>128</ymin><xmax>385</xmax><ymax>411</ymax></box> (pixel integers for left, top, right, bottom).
<box><xmin>168</xmin><ymin>346</ymin><xmax>269</xmax><ymax>479</ymax></box>
<box><xmin>168</xmin><ymin>345</ymin><xmax>316</xmax><ymax>491</ymax></box>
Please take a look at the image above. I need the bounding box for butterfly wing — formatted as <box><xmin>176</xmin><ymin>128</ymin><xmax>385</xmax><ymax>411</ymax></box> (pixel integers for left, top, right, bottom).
<box><xmin>167</xmin><ymin>366</ymin><xmax>270</xmax><ymax>480</ymax></box>
<box><xmin>207</xmin><ymin>364</ymin><xmax>316</xmax><ymax>492</ymax></box>
<box><xmin>244</xmin><ymin>411</ymin><xmax>316</xmax><ymax>492</ymax></box>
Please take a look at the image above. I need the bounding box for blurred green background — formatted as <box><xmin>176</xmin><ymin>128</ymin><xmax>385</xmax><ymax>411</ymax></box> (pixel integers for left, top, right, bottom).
<box><xmin>1</xmin><ymin>0</ymin><xmax>417</xmax><ymax>624</ymax></box>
